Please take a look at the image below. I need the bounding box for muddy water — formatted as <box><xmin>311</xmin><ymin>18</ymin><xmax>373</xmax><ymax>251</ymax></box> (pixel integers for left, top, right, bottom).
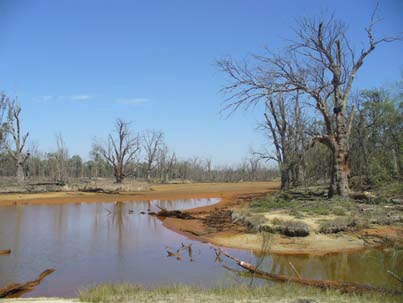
<box><xmin>0</xmin><ymin>199</ymin><xmax>401</xmax><ymax>297</ymax></box>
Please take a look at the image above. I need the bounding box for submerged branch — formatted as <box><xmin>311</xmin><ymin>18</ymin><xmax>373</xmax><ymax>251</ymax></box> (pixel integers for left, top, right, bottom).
<box><xmin>218</xmin><ymin>248</ymin><xmax>402</xmax><ymax>295</ymax></box>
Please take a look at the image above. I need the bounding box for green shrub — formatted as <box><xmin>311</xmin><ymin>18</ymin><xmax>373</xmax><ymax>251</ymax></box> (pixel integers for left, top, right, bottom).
<box><xmin>250</xmin><ymin>194</ymin><xmax>295</xmax><ymax>212</ymax></box>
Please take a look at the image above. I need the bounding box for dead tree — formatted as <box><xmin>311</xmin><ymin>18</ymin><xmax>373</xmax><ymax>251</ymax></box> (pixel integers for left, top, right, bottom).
<box><xmin>93</xmin><ymin>119</ymin><xmax>140</xmax><ymax>183</ymax></box>
<box><xmin>54</xmin><ymin>133</ymin><xmax>69</xmax><ymax>182</ymax></box>
<box><xmin>157</xmin><ymin>144</ymin><xmax>176</xmax><ymax>182</ymax></box>
<box><xmin>0</xmin><ymin>94</ymin><xmax>8</xmax><ymax>149</ymax></box>
<box><xmin>142</xmin><ymin>129</ymin><xmax>164</xmax><ymax>181</ymax></box>
<box><xmin>255</xmin><ymin>92</ymin><xmax>306</xmax><ymax>190</ymax></box>
<box><xmin>217</xmin><ymin>9</ymin><xmax>401</xmax><ymax>197</ymax></box>
<box><xmin>4</xmin><ymin>99</ymin><xmax>30</xmax><ymax>182</ymax></box>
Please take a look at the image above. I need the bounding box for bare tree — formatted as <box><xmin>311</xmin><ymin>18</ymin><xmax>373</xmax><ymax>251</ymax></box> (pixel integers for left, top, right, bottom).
<box><xmin>254</xmin><ymin>92</ymin><xmax>306</xmax><ymax>189</ymax></box>
<box><xmin>93</xmin><ymin>119</ymin><xmax>140</xmax><ymax>183</ymax></box>
<box><xmin>142</xmin><ymin>129</ymin><xmax>164</xmax><ymax>181</ymax></box>
<box><xmin>4</xmin><ymin>98</ymin><xmax>30</xmax><ymax>182</ymax></box>
<box><xmin>217</xmin><ymin>9</ymin><xmax>400</xmax><ymax>197</ymax></box>
<box><xmin>55</xmin><ymin>133</ymin><xmax>69</xmax><ymax>182</ymax></box>
<box><xmin>157</xmin><ymin>144</ymin><xmax>176</xmax><ymax>182</ymax></box>
<box><xmin>0</xmin><ymin>94</ymin><xmax>8</xmax><ymax>149</ymax></box>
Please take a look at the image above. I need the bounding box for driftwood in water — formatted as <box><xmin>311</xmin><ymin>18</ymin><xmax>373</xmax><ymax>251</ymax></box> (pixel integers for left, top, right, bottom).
<box><xmin>0</xmin><ymin>269</ymin><xmax>55</xmax><ymax>298</ymax></box>
<box><xmin>218</xmin><ymin>249</ymin><xmax>402</xmax><ymax>295</ymax></box>
<box><xmin>0</xmin><ymin>249</ymin><xmax>11</xmax><ymax>255</ymax></box>
<box><xmin>156</xmin><ymin>206</ymin><xmax>195</xmax><ymax>219</ymax></box>
<box><xmin>80</xmin><ymin>188</ymin><xmax>119</xmax><ymax>194</ymax></box>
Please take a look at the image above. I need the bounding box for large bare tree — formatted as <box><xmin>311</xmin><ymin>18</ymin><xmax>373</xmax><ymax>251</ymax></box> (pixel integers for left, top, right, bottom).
<box><xmin>93</xmin><ymin>119</ymin><xmax>140</xmax><ymax>183</ymax></box>
<box><xmin>4</xmin><ymin>98</ymin><xmax>30</xmax><ymax>182</ymax></box>
<box><xmin>142</xmin><ymin>129</ymin><xmax>164</xmax><ymax>181</ymax></box>
<box><xmin>217</xmin><ymin>10</ymin><xmax>400</xmax><ymax>197</ymax></box>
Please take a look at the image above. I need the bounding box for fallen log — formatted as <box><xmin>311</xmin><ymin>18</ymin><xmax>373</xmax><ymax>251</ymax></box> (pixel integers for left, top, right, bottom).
<box><xmin>27</xmin><ymin>182</ymin><xmax>65</xmax><ymax>186</ymax></box>
<box><xmin>79</xmin><ymin>188</ymin><xmax>119</xmax><ymax>194</ymax></box>
<box><xmin>349</xmin><ymin>191</ymin><xmax>376</xmax><ymax>202</ymax></box>
<box><xmin>0</xmin><ymin>269</ymin><xmax>55</xmax><ymax>298</ymax></box>
<box><xmin>156</xmin><ymin>206</ymin><xmax>195</xmax><ymax>219</ymax></box>
<box><xmin>0</xmin><ymin>249</ymin><xmax>11</xmax><ymax>255</ymax></box>
<box><xmin>218</xmin><ymin>249</ymin><xmax>402</xmax><ymax>295</ymax></box>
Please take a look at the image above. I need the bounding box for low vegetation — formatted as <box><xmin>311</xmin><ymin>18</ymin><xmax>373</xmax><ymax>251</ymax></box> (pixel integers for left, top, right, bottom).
<box><xmin>0</xmin><ymin>177</ymin><xmax>150</xmax><ymax>194</ymax></box>
<box><xmin>232</xmin><ymin>184</ymin><xmax>402</xmax><ymax>239</ymax></box>
<box><xmin>79</xmin><ymin>283</ymin><xmax>402</xmax><ymax>303</ymax></box>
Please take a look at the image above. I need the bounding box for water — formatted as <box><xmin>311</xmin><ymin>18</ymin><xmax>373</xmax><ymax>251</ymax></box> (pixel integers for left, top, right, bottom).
<box><xmin>0</xmin><ymin>199</ymin><xmax>401</xmax><ymax>297</ymax></box>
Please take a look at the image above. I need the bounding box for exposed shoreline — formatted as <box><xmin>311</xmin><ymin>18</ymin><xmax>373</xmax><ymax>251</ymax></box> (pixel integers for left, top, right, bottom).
<box><xmin>0</xmin><ymin>181</ymin><xmax>400</xmax><ymax>256</ymax></box>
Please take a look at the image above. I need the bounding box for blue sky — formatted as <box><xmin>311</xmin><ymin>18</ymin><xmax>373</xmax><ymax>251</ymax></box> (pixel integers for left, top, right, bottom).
<box><xmin>0</xmin><ymin>0</ymin><xmax>402</xmax><ymax>165</ymax></box>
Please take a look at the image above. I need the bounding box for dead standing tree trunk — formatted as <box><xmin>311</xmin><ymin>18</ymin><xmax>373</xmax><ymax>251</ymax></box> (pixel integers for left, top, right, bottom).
<box><xmin>142</xmin><ymin>129</ymin><xmax>164</xmax><ymax>181</ymax></box>
<box><xmin>4</xmin><ymin>99</ymin><xmax>30</xmax><ymax>182</ymax></box>
<box><xmin>93</xmin><ymin>119</ymin><xmax>140</xmax><ymax>183</ymax></box>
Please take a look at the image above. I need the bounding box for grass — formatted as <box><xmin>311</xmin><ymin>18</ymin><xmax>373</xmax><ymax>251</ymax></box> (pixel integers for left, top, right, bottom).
<box><xmin>374</xmin><ymin>180</ymin><xmax>403</xmax><ymax>197</ymax></box>
<box><xmin>249</xmin><ymin>190</ymin><xmax>355</xmax><ymax>217</ymax></box>
<box><xmin>250</xmin><ymin>193</ymin><xmax>297</xmax><ymax>212</ymax></box>
<box><xmin>79</xmin><ymin>283</ymin><xmax>402</xmax><ymax>303</ymax></box>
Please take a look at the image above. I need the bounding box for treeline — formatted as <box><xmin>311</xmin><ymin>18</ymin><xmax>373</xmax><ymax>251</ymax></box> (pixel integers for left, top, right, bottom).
<box><xmin>0</xmin><ymin>149</ymin><xmax>276</xmax><ymax>183</ymax></box>
<box><xmin>0</xmin><ymin>97</ymin><xmax>276</xmax><ymax>183</ymax></box>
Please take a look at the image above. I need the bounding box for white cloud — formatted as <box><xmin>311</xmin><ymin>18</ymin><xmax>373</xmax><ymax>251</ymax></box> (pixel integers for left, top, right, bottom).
<box><xmin>33</xmin><ymin>94</ymin><xmax>93</xmax><ymax>103</ymax></box>
<box><xmin>115</xmin><ymin>98</ymin><xmax>149</xmax><ymax>105</ymax></box>
<box><xmin>70</xmin><ymin>95</ymin><xmax>92</xmax><ymax>101</ymax></box>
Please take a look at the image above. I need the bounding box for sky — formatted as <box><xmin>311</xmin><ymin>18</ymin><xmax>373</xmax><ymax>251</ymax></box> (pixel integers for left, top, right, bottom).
<box><xmin>0</xmin><ymin>0</ymin><xmax>402</xmax><ymax>166</ymax></box>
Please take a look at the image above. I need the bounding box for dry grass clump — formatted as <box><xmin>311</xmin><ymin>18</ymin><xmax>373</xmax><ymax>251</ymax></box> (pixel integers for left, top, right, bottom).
<box><xmin>232</xmin><ymin>209</ymin><xmax>310</xmax><ymax>237</ymax></box>
<box><xmin>319</xmin><ymin>217</ymin><xmax>358</xmax><ymax>234</ymax></box>
<box><xmin>265</xmin><ymin>218</ymin><xmax>310</xmax><ymax>237</ymax></box>
<box><xmin>231</xmin><ymin>209</ymin><xmax>266</xmax><ymax>232</ymax></box>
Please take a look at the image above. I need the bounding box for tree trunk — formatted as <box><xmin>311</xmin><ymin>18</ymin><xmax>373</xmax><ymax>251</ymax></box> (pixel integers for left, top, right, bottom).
<box><xmin>16</xmin><ymin>161</ymin><xmax>25</xmax><ymax>182</ymax></box>
<box><xmin>329</xmin><ymin>140</ymin><xmax>350</xmax><ymax>198</ymax></box>
<box><xmin>391</xmin><ymin>148</ymin><xmax>399</xmax><ymax>177</ymax></box>
<box><xmin>279</xmin><ymin>163</ymin><xmax>290</xmax><ymax>190</ymax></box>
<box><xmin>114</xmin><ymin>167</ymin><xmax>123</xmax><ymax>183</ymax></box>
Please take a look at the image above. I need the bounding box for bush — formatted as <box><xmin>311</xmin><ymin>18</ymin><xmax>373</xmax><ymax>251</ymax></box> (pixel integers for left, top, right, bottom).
<box><xmin>319</xmin><ymin>217</ymin><xmax>356</xmax><ymax>234</ymax></box>
<box><xmin>263</xmin><ymin>219</ymin><xmax>310</xmax><ymax>237</ymax></box>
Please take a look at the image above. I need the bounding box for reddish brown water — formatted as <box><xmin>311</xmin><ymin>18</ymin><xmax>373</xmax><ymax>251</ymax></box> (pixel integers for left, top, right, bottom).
<box><xmin>0</xmin><ymin>199</ymin><xmax>401</xmax><ymax>297</ymax></box>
